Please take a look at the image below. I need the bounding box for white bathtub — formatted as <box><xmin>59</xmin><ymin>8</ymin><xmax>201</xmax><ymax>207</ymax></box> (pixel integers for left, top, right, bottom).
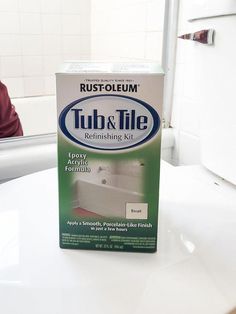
<box><xmin>12</xmin><ymin>95</ymin><xmax>57</xmax><ymax>136</ymax></box>
<box><xmin>0</xmin><ymin>95</ymin><xmax>57</xmax><ymax>182</ymax></box>
<box><xmin>74</xmin><ymin>174</ymin><xmax>143</xmax><ymax>218</ymax></box>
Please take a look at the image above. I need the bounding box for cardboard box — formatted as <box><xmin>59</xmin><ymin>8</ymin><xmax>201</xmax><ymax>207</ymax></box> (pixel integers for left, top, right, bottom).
<box><xmin>56</xmin><ymin>61</ymin><xmax>164</xmax><ymax>253</ymax></box>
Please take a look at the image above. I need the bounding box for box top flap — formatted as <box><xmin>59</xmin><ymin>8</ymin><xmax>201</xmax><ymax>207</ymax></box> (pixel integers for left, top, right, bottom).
<box><xmin>57</xmin><ymin>61</ymin><xmax>164</xmax><ymax>75</ymax></box>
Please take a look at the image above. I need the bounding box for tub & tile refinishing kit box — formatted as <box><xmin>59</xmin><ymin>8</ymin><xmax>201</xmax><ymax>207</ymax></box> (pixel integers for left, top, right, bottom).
<box><xmin>56</xmin><ymin>61</ymin><xmax>164</xmax><ymax>253</ymax></box>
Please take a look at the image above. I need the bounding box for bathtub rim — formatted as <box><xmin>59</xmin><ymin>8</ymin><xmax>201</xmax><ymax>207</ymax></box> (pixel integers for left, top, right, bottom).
<box><xmin>75</xmin><ymin>177</ymin><xmax>143</xmax><ymax>197</ymax></box>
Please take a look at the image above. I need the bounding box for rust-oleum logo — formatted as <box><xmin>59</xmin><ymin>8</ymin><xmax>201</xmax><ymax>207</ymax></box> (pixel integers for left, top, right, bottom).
<box><xmin>59</xmin><ymin>94</ymin><xmax>160</xmax><ymax>151</ymax></box>
<box><xmin>80</xmin><ymin>83</ymin><xmax>138</xmax><ymax>93</ymax></box>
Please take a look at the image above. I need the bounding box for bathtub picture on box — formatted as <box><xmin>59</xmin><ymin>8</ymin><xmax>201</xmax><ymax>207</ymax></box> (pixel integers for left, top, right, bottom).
<box><xmin>72</xmin><ymin>160</ymin><xmax>144</xmax><ymax>218</ymax></box>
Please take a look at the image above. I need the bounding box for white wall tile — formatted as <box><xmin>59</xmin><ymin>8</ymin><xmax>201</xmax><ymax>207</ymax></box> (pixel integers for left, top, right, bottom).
<box><xmin>61</xmin><ymin>0</ymin><xmax>90</xmax><ymax>14</ymax></box>
<box><xmin>44</xmin><ymin>76</ymin><xmax>56</xmax><ymax>94</ymax></box>
<box><xmin>145</xmin><ymin>31</ymin><xmax>163</xmax><ymax>61</ymax></box>
<box><xmin>41</xmin><ymin>0</ymin><xmax>62</xmax><ymax>14</ymax></box>
<box><xmin>0</xmin><ymin>0</ymin><xmax>19</xmax><ymax>12</ymax></box>
<box><xmin>19</xmin><ymin>0</ymin><xmax>41</xmax><ymax>13</ymax></box>
<box><xmin>91</xmin><ymin>0</ymin><xmax>112</xmax><ymax>11</ymax></box>
<box><xmin>90</xmin><ymin>35</ymin><xmax>111</xmax><ymax>59</ymax></box>
<box><xmin>43</xmin><ymin>35</ymin><xmax>62</xmax><ymax>55</ymax></box>
<box><xmin>42</xmin><ymin>14</ymin><xmax>62</xmax><ymax>34</ymax></box>
<box><xmin>23</xmin><ymin>77</ymin><xmax>45</xmax><ymax>96</ymax></box>
<box><xmin>93</xmin><ymin>32</ymin><xmax>146</xmax><ymax>60</ymax></box>
<box><xmin>91</xmin><ymin>0</ymin><xmax>165</xmax><ymax>62</ymax></box>
<box><xmin>2</xmin><ymin>78</ymin><xmax>24</xmax><ymax>98</ymax></box>
<box><xmin>62</xmin><ymin>35</ymin><xmax>90</xmax><ymax>56</ymax></box>
<box><xmin>0</xmin><ymin>0</ymin><xmax>91</xmax><ymax>99</ymax></box>
<box><xmin>147</xmin><ymin>0</ymin><xmax>165</xmax><ymax>31</ymax></box>
<box><xmin>1</xmin><ymin>56</ymin><xmax>22</xmax><ymax>77</ymax></box>
<box><xmin>22</xmin><ymin>56</ymin><xmax>43</xmax><ymax>76</ymax></box>
<box><xmin>20</xmin><ymin>13</ymin><xmax>41</xmax><ymax>34</ymax></box>
<box><xmin>62</xmin><ymin>54</ymin><xmax>90</xmax><ymax>61</ymax></box>
<box><xmin>122</xmin><ymin>33</ymin><xmax>146</xmax><ymax>59</ymax></box>
<box><xmin>21</xmin><ymin>35</ymin><xmax>43</xmax><ymax>55</ymax></box>
<box><xmin>109</xmin><ymin>3</ymin><xmax>147</xmax><ymax>33</ymax></box>
<box><xmin>43</xmin><ymin>55</ymin><xmax>62</xmax><ymax>76</ymax></box>
<box><xmin>0</xmin><ymin>34</ymin><xmax>21</xmax><ymax>56</ymax></box>
<box><xmin>78</xmin><ymin>13</ymin><xmax>91</xmax><ymax>35</ymax></box>
<box><xmin>0</xmin><ymin>13</ymin><xmax>19</xmax><ymax>34</ymax></box>
<box><xmin>107</xmin><ymin>0</ymin><xmax>147</xmax><ymax>10</ymax></box>
<box><xmin>62</xmin><ymin>15</ymin><xmax>88</xmax><ymax>35</ymax></box>
<box><xmin>91</xmin><ymin>9</ymin><xmax>110</xmax><ymax>35</ymax></box>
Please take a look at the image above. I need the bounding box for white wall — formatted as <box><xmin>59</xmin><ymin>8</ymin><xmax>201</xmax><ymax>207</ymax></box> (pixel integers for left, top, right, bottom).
<box><xmin>91</xmin><ymin>0</ymin><xmax>165</xmax><ymax>62</ymax></box>
<box><xmin>0</xmin><ymin>0</ymin><xmax>91</xmax><ymax>98</ymax></box>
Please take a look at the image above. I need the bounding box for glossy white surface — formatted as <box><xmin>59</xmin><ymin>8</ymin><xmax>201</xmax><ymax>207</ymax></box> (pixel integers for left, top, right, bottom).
<box><xmin>198</xmin><ymin>15</ymin><xmax>236</xmax><ymax>185</ymax></box>
<box><xmin>0</xmin><ymin>161</ymin><xmax>236</xmax><ymax>314</ymax></box>
<box><xmin>172</xmin><ymin>6</ymin><xmax>236</xmax><ymax>171</ymax></box>
<box><xmin>187</xmin><ymin>0</ymin><xmax>236</xmax><ymax>21</ymax></box>
<box><xmin>0</xmin><ymin>134</ymin><xmax>57</xmax><ymax>182</ymax></box>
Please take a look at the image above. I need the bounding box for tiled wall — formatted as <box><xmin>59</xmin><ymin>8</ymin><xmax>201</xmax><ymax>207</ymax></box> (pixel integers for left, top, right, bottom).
<box><xmin>0</xmin><ymin>0</ymin><xmax>91</xmax><ymax>98</ymax></box>
<box><xmin>91</xmin><ymin>0</ymin><xmax>165</xmax><ymax>62</ymax></box>
<box><xmin>0</xmin><ymin>0</ymin><xmax>164</xmax><ymax>98</ymax></box>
